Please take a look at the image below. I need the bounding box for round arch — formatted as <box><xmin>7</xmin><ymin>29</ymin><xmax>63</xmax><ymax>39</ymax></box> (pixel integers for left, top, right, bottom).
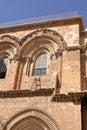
<box><xmin>20</xmin><ymin>29</ymin><xmax>67</xmax><ymax>57</ymax></box>
<box><xmin>0</xmin><ymin>34</ymin><xmax>20</xmax><ymax>50</ymax></box>
<box><xmin>3</xmin><ymin>108</ymin><xmax>59</xmax><ymax>130</ymax></box>
<box><xmin>0</xmin><ymin>34</ymin><xmax>21</xmax><ymax>58</ymax></box>
<box><xmin>0</xmin><ymin>52</ymin><xmax>10</xmax><ymax>59</ymax></box>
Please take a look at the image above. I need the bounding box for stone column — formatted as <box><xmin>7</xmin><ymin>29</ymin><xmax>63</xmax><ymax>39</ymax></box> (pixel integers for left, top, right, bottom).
<box><xmin>6</xmin><ymin>59</ymin><xmax>20</xmax><ymax>90</ymax></box>
<box><xmin>10</xmin><ymin>55</ymin><xmax>26</xmax><ymax>90</ymax></box>
<box><xmin>26</xmin><ymin>57</ymin><xmax>31</xmax><ymax>76</ymax></box>
<box><xmin>16</xmin><ymin>61</ymin><xmax>24</xmax><ymax>89</ymax></box>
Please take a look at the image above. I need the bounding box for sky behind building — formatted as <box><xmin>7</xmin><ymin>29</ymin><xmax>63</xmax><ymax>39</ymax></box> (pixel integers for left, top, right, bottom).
<box><xmin>0</xmin><ymin>0</ymin><xmax>87</xmax><ymax>27</ymax></box>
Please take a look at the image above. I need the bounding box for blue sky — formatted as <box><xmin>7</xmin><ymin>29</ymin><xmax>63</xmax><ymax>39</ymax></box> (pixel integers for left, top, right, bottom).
<box><xmin>0</xmin><ymin>0</ymin><xmax>87</xmax><ymax>27</ymax></box>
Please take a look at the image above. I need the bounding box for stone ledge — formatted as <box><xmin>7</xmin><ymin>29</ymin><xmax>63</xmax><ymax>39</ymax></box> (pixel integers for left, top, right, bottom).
<box><xmin>52</xmin><ymin>91</ymin><xmax>87</xmax><ymax>103</ymax></box>
<box><xmin>1</xmin><ymin>89</ymin><xmax>87</xmax><ymax>103</ymax></box>
<box><xmin>0</xmin><ymin>88</ymin><xmax>54</xmax><ymax>98</ymax></box>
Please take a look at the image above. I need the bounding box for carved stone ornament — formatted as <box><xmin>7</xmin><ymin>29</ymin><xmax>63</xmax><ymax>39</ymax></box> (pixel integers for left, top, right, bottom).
<box><xmin>20</xmin><ymin>29</ymin><xmax>67</xmax><ymax>50</ymax></box>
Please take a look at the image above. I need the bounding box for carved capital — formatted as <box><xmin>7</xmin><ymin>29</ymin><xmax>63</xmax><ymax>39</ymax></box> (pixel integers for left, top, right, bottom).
<box><xmin>50</xmin><ymin>50</ymin><xmax>62</xmax><ymax>59</ymax></box>
<box><xmin>55</xmin><ymin>50</ymin><xmax>62</xmax><ymax>59</ymax></box>
<box><xmin>10</xmin><ymin>54</ymin><xmax>27</xmax><ymax>63</ymax></box>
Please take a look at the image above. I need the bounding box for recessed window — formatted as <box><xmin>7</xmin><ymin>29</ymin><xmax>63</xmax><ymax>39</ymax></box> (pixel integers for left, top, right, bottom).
<box><xmin>33</xmin><ymin>53</ymin><xmax>48</xmax><ymax>76</ymax></box>
<box><xmin>0</xmin><ymin>56</ymin><xmax>9</xmax><ymax>78</ymax></box>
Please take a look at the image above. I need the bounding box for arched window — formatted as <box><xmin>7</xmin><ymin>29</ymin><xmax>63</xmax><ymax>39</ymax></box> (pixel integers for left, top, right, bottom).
<box><xmin>0</xmin><ymin>56</ymin><xmax>9</xmax><ymax>78</ymax></box>
<box><xmin>33</xmin><ymin>53</ymin><xmax>48</xmax><ymax>76</ymax></box>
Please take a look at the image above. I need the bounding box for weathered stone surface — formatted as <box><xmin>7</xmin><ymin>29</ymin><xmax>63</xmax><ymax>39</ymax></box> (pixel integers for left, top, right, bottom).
<box><xmin>0</xmin><ymin>16</ymin><xmax>86</xmax><ymax>130</ymax></box>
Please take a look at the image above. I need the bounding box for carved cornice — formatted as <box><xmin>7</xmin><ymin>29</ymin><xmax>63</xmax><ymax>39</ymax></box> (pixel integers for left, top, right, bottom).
<box><xmin>55</xmin><ymin>45</ymin><xmax>87</xmax><ymax>54</ymax></box>
<box><xmin>51</xmin><ymin>45</ymin><xmax>85</xmax><ymax>58</ymax></box>
<box><xmin>0</xmin><ymin>88</ymin><xmax>54</xmax><ymax>98</ymax></box>
<box><xmin>68</xmin><ymin>44</ymin><xmax>87</xmax><ymax>52</ymax></box>
<box><xmin>0</xmin><ymin>89</ymin><xmax>87</xmax><ymax>104</ymax></box>
<box><xmin>52</xmin><ymin>91</ymin><xmax>87</xmax><ymax>103</ymax></box>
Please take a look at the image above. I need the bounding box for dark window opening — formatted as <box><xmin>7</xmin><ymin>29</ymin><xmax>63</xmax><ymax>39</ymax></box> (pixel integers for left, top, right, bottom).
<box><xmin>0</xmin><ymin>57</ymin><xmax>9</xmax><ymax>79</ymax></box>
<box><xmin>81</xmin><ymin>97</ymin><xmax>87</xmax><ymax>130</ymax></box>
<box><xmin>33</xmin><ymin>53</ymin><xmax>48</xmax><ymax>76</ymax></box>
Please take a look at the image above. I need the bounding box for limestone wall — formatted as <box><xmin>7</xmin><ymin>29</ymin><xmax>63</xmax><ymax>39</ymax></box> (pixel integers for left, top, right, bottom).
<box><xmin>0</xmin><ymin>23</ymin><xmax>81</xmax><ymax>93</ymax></box>
<box><xmin>0</xmin><ymin>17</ymin><xmax>84</xmax><ymax>130</ymax></box>
<box><xmin>0</xmin><ymin>96</ymin><xmax>81</xmax><ymax>130</ymax></box>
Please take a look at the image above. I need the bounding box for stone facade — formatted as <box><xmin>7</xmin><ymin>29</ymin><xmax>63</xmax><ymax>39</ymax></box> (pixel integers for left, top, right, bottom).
<box><xmin>0</xmin><ymin>16</ymin><xmax>86</xmax><ymax>130</ymax></box>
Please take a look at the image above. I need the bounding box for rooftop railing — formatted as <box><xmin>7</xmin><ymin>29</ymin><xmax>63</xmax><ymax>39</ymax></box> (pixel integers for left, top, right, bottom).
<box><xmin>0</xmin><ymin>11</ymin><xmax>78</xmax><ymax>28</ymax></box>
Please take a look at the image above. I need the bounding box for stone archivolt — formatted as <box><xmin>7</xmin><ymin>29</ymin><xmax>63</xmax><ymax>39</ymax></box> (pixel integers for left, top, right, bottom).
<box><xmin>0</xmin><ymin>28</ymin><xmax>87</xmax><ymax>60</ymax></box>
<box><xmin>3</xmin><ymin>108</ymin><xmax>59</xmax><ymax>130</ymax></box>
<box><xmin>0</xmin><ymin>29</ymin><xmax>67</xmax><ymax>59</ymax></box>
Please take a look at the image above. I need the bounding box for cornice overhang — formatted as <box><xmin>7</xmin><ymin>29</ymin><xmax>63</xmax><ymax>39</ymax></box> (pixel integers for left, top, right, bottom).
<box><xmin>0</xmin><ymin>89</ymin><xmax>87</xmax><ymax>104</ymax></box>
<box><xmin>0</xmin><ymin>16</ymin><xmax>84</xmax><ymax>34</ymax></box>
<box><xmin>52</xmin><ymin>91</ymin><xmax>87</xmax><ymax>103</ymax></box>
<box><xmin>0</xmin><ymin>88</ymin><xmax>54</xmax><ymax>98</ymax></box>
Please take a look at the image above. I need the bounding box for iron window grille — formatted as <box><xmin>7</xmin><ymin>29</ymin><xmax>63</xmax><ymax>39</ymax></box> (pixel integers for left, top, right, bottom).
<box><xmin>33</xmin><ymin>53</ymin><xmax>48</xmax><ymax>76</ymax></box>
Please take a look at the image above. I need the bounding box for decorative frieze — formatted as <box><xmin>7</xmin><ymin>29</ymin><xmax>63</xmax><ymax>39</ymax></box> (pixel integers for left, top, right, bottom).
<box><xmin>52</xmin><ymin>91</ymin><xmax>87</xmax><ymax>103</ymax></box>
<box><xmin>0</xmin><ymin>89</ymin><xmax>87</xmax><ymax>104</ymax></box>
<box><xmin>0</xmin><ymin>88</ymin><xmax>54</xmax><ymax>98</ymax></box>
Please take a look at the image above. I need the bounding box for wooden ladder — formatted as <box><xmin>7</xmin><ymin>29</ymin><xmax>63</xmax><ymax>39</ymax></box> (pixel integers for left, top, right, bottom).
<box><xmin>31</xmin><ymin>77</ymin><xmax>41</xmax><ymax>90</ymax></box>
